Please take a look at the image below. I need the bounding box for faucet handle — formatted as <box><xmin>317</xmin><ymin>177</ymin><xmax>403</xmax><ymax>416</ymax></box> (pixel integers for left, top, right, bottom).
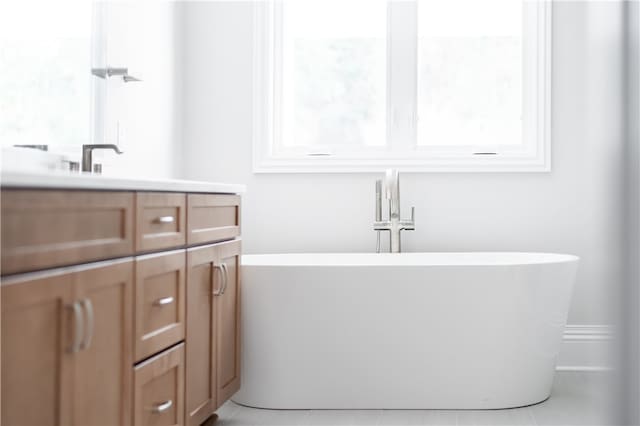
<box><xmin>399</xmin><ymin>207</ymin><xmax>416</xmax><ymax>230</ymax></box>
<box><xmin>375</xmin><ymin>179</ymin><xmax>383</xmax><ymax>221</ymax></box>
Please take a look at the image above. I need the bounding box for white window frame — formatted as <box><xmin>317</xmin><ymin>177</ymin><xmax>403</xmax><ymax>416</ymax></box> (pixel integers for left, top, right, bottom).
<box><xmin>91</xmin><ymin>1</ymin><xmax>107</xmax><ymax>145</ymax></box>
<box><xmin>252</xmin><ymin>1</ymin><xmax>551</xmax><ymax>173</ymax></box>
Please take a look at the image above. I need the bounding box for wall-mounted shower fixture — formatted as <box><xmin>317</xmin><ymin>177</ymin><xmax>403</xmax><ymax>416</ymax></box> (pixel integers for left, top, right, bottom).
<box><xmin>91</xmin><ymin>67</ymin><xmax>142</xmax><ymax>82</ymax></box>
<box><xmin>373</xmin><ymin>169</ymin><xmax>415</xmax><ymax>253</ymax></box>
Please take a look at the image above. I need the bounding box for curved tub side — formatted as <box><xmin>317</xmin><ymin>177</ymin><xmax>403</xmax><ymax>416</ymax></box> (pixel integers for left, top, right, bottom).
<box><xmin>233</xmin><ymin>259</ymin><xmax>578</xmax><ymax>409</ymax></box>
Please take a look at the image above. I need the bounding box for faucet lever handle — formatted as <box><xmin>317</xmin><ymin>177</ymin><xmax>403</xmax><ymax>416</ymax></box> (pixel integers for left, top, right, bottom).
<box><xmin>399</xmin><ymin>207</ymin><xmax>416</xmax><ymax>230</ymax></box>
<box><xmin>375</xmin><ymin>179</ymin><xmax>383</xmax><ymax>221</ymax></box>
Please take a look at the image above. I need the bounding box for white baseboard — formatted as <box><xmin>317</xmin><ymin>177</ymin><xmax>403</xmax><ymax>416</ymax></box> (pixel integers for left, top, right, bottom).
<box><xmin>556</xmin><ymin>325</ymin><xmax>614</xmax><ymax>372</ymax></box>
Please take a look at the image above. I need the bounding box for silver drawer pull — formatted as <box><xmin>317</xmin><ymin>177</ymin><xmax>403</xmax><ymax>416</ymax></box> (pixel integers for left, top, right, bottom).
<box><xmin>150</xmin><ymin>399</ymin><xmax>173</xmax><ymax>414</ymax></box>
<box><xmin>66</xmin><ymin>302</ymin><xmax>84</xmax><ymax>353</ymax></box>
<box><xmin>220</xmin><ymin>263</ymin><xmax>229</xmax><ymax>295</ymax></box>
<box><xmin>155</xmin><ymin>216</ymin><xmax>175</xmax><ymax>224</ymax></box>
<box><xmin>154</xmin><ymin>296</ymin><xmax>174</xmax><ymax>306</ymax></box>
<box><xmin>212</xmin><ymin>263</ymin><xmax>224</xmax><ymax>296</ymax></box>
<box><xmin>79</xmin><ymin>298</ymin><xmax>94</xmax><ymax>351</ymax></box>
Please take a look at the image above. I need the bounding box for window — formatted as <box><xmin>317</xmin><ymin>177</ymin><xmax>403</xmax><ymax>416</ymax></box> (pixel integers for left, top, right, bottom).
<box><xmin>0</xmin><ymin>1</ymin><xmax>102</xmax><ymax>152</ymax></box>
<box><xmin>253</xmin><ymin>0</ymin><xmax>551</xmax><ymax>172</ymax></box>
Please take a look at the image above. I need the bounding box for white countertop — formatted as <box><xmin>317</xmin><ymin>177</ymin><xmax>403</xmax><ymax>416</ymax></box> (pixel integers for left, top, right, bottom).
<box><xmin>1</xmin><ymin>171</ymin><xmax>246</xmax><ymax>194</ymax></box>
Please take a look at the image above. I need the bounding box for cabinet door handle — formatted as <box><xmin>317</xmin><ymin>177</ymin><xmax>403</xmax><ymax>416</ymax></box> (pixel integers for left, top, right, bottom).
<box><xmin>211</xmin><ymin>263</ymin><xmax>223</xmax><ymax>296</ymax></box>
<box><xmin>154</xmin><ymin>296</ymin><xmax>174</xmax><ymax>306</ymax></box>
<box><xmin>220</xmin><ymin>263</ymin><xmax>229</xmax><ymax>295</ymax></box>
<box><xmin>66</xmin><ymin>302</ymin><xmax>84</xmax><ymax>353</ymax></box>
<box><xmin>150</xmin><ymin>399</ymin><xmax>173</xmax><ymax>414</ymax></box>
<box><xmin>154</xmin><ymin>216</ymin><xmax>175</xmax><ymax>224</ymax></box>
<box><xmin>79</xmin><ymin>299</ymin><xmax>94</xmax><ymax>351</ymax></box>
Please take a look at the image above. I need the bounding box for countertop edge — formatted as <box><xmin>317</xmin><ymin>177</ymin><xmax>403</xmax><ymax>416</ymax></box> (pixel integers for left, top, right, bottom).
<box><xmin>0</xmin><ymin>172</ymin><xmax>246</xmax><ymax>194</ymax></box>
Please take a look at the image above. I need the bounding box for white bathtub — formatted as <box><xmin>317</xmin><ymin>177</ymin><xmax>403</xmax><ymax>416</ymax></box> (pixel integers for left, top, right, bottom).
<box><xmin>233</xmin><ymin>252</ymin><xmax>579</xmax><ymax>409</ymax></box>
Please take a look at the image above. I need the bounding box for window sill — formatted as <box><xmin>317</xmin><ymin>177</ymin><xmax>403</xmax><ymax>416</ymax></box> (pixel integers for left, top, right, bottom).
<box><xmin>252</xmin><ymin>154</ymin><xmax>551</xmax><ymax>173</ymax></box>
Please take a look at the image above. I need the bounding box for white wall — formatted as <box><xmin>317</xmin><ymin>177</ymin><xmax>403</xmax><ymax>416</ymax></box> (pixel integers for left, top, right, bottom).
<box><xmin>180</xmin><ymin>1</ymin><xmax>626</xmax><ymax>326</ymax></box>
<box><xmin>622</xmin><ymin>1</ymin><xmax>640</xmax><ymax>422</ymax></box>
<box><xmin>98</xmin><ymin>0</ymin><xmax>183</xmax><ymax>178</ymax></box>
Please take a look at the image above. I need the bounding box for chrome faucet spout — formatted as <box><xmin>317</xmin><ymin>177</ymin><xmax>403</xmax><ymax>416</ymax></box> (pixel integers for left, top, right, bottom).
<box><xmin>385</xmin><ymin>169</ymin><xmax>400</xmax><ymax>218</ymax></box>
<box><xmin>373</xmin><ymin>169</ymin><xmax>415</xmax><ymax>253</ymax></box>
<box><xmin>81</xmin><ymin>144</ymin><xmax>123</xmax><ymax>172</ymax></box>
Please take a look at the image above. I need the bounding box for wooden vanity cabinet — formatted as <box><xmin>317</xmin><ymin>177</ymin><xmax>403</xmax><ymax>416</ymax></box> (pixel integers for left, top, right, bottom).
<box><xmin>1</xmin><ymin>259</ymin><xmax>134</xmax><ymax>426</ymax></box>
<box><xmin>186</xmin><ymin>239</ymin><xmax>241</xmax><ymax>425</ymax></box>
<box><xmin>1</xmin><ymin>188</ymin><xmax>242</xmax><ymax>426</ymax></box>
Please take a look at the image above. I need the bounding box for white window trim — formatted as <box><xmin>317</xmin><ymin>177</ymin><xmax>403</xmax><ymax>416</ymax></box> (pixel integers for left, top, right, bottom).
<box><xmin>252</xmin><ymin>1</ymin><xmax>551</xmax><ymax>173</ymax></box>
<box><xmin>91</xmin><ymin>1</ymin><xmax>107</xmax><ymax>145</ymax></box>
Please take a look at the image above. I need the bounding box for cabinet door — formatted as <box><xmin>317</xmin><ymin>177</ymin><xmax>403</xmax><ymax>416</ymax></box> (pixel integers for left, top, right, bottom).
<box><xmin>72</xmin><ymin>259</ymin><xmax>134</xmax><ymax>426</ymax></box>
<box><xmin>185</xmin><ymin>245</ymin><xmax>219</xmax><ymax>426</ymax></box>
<box><xmin>214</xmin><ymin>239</ymin><xmax>241</xmax><ymax>408</ymax></box>
<box><xmin>1</xmin><ymin>273</ymin><xmax>75</xmax><ymax>426</ymax></box>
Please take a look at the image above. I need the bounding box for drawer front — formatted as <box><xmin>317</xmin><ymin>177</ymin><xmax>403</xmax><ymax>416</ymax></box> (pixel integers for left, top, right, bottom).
<box><xmin>1</xmin><ymin>190</ymin><xmax>134</xmax><ymax>275</ymax></box>
<box><xmin>134</xmin><ymin>343</ymin><xmax>185</xmax><ymax>426</ymax></box>
<box><xmin>187</xmin><ymin>194</ymin><xmax>240</xmax><ymax>246</ymax></box>
<box><xmin>135</xmin><ymin>251</ymin><xmax>186</xmax><ymax>362</ymax></box>
<box><xmin>136</xmin><ymin>193</ymin><xmax>186</xmax><ymax>252</ymax></box>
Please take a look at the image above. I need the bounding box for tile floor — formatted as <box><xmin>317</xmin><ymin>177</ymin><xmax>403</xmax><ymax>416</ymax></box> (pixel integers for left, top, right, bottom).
<box><xmin>214</xmin><ymin>372</ymin><xmax>618</xmax><ymax>426</ymax></box>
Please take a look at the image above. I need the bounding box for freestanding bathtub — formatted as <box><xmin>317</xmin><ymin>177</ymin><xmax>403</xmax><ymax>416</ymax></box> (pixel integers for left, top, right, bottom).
<box><xmin>233</xmin><ymin>252</ymin><xmax>579</xmax><ymax>410</ymax></box>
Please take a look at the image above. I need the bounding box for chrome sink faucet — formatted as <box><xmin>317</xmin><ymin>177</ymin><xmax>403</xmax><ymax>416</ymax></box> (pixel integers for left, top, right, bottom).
<box><xmin>373</xmin><ymin>169</ymin><xmax>415</xmax><ymax>253</ymax></box>
<box><xmin>82</xmin><ymin>144</ymin><xmax>123</xmax><ymax>172</ymax></box>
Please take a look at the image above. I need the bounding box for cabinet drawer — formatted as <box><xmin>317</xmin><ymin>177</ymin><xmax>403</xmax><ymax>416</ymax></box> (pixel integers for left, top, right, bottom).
<box><xmin>135</xmin><ymin>251</ymin><xmax>186</xmax><ymax>362</ymax></box>
<box><xmin>1</xmin><ymin>190</ymin><xmax>134</xmax><ymax>275</ymax></box>
<box><xmin>136</xmin><ymin>193</ymin><xmax>186</xmax><ymax>252</ymax></box>
<box><xmin>187</xmin><ymin>194</ymin><xmax>240</xmax><ymax>246</ymax></box>
<box><xmin>134</xmin><ymin>343</ymin><xmax>185</xmax><ymax>426</ymax></box>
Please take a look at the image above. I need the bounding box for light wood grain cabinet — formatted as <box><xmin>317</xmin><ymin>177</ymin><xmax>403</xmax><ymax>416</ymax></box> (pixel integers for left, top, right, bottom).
<box><xmin>2</xmin><ymin>188</ymin><xmax>241</xmax><ymax>426</ymax></box>
<box><xmin>1</xmin><ymin>259</ymin><xmax>134</xmax><ymax>426</ymax></box>
<box><xmin>136</xmin><ymin>193</ymin><xmax>186</xmax><ymax>252</ymax></box>
<box><xmin>185</xmin><ymin>244</ymin><xmax>218</xmax><ymax>426</ymax></box>
<box><xmin>135</xmin><ymin>250</ymin><xmax>186</xmax><ymax>362</ymax></box>
<box><xmin>186</xmin><ymin>239</ymin><xmax>241</xmax><ymax>425</ymax></box>
<box><xmin>134</xmin><ymin>343</ymin><xmax>185</xmax><ymax>426</ymax></box>
<box><xmin>187</xmin><ymin>194</ymin><xmax>240</xmax><ymax>246</ymax></box>
<box><xmin>71</xmin><ymin>260</ymin><xmax>134</xmax><ymax>426</ymax></box>
<box><xmin>1</xmin><ymin>190</ymin><xmax>134</xmax><ymax>275</ymax></box>
<box><xmin>1</xmin><ymin>272</ymin><xmax>75</xmax><ymax>426</ymax></box>
<box><xmin>214</xmin><ymin>240</ymin><xmax>242</xmax><ymax>406</ymax></box>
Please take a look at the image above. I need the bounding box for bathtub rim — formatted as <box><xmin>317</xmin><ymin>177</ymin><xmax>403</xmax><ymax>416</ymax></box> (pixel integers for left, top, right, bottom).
<box><xmin>241</xmin><ymin>252</ymin><xmax>580</xmax><ymax>267</ymax></box>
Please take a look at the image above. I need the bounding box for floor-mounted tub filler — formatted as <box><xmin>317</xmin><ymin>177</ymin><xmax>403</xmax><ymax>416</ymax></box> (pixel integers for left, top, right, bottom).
<box><xmin>233</xmin><ymin>252</ymin><xmax>579</xmax><ymax>409</ymax></box>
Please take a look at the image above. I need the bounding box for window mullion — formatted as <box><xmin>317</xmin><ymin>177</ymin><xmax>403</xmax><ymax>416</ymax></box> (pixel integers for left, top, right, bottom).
<box><xmin>387</xmin><ymin>0</ymin><xmax>417</xmax><ymax>152</ymax></box>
